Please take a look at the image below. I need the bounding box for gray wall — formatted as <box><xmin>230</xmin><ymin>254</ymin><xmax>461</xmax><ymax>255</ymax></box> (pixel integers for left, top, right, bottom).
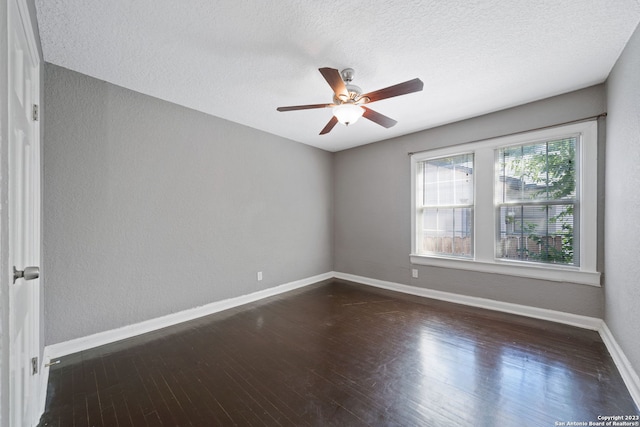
<box><xmin>605</xmin><ymin>22</ymin><xmax>640</xmax><ymax>375</ymax></box>
<box><xmin>334</xmin><ymin>85</ymin><xmax>606</xmax><ymax>318</ymax></box>
<box><xmin>43</xmin><ymin>64</ymin><xmax>333</xmax><ymax>345</ymax></box>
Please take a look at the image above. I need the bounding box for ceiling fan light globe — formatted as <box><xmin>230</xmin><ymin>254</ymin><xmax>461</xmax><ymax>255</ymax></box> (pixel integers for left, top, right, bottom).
<box><xmin>333</xmin><ymin>103</ymin><xmax>364</xmax><ymax>126</ymax></box>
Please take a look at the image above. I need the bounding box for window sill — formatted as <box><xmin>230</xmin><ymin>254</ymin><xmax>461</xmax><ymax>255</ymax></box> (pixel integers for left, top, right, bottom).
<box><xmin>409</xmin><ymin>254</ymin><xmax>601</xmax><ymax>287</ymax></box>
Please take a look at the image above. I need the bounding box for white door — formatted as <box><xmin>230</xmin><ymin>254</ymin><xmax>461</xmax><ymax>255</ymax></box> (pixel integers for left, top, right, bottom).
<box><xmin>8</xmin><ymin>0</ymin><xmax>41</xmax><ymax>425</ymax></box>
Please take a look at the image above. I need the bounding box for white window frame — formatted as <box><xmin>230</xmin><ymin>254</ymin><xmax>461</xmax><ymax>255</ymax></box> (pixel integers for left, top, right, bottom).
<box><xmin>410</xmin><ymin>121</ymin><xmax>600</xmax><ymax>286</ymax></box>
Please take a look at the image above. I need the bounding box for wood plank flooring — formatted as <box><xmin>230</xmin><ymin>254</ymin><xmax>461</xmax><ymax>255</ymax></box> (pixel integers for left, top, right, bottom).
<box><xmin>38</xmin><ymin>279</ymin><xmax>639</xmax><ymax>426</ymax></box>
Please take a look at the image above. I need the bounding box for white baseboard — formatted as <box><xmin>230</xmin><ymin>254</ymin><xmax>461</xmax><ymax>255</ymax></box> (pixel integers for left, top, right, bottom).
<box><xmin>599</xmin><ymin>322</ymin><xmax>640</xmax><ymax>408</ymax></box>
<box><xmin>334</xmin><ymin>272</ymin><xmax>603</xmax><ymax>330</ymax></box>
<box><xmin>44</xmin><ymin>272</ymin><xmax>334</xmax><ymax>361</ymax></box>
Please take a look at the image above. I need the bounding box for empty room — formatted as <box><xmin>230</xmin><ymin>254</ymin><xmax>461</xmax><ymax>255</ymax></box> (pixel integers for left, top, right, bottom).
<box><xmin>2</xmin><ymin>1</ymin><xmax>640</xmax><ymax>426</ymax></box>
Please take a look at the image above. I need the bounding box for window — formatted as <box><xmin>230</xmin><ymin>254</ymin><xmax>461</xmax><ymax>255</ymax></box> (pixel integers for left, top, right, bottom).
<box><xmin>417</xmin><ymin>154</ymin><xmax>474</xmax><ymax>258</ymax></box>
<box><xmin>411</xmin><ymin>121</ymin><xmax>599</xmax><ymax>286</ymax></box>
<box><xmin>496</xmin><ymin>137</ymin><xmax>577</xmax><ymax>266</ymax></box>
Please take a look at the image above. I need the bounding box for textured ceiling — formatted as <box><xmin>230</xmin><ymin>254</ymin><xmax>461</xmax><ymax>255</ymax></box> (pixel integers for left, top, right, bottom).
<box><xmin>36</xmin><ymin>1</ymin><xmax>640</xmax><ymax>152</ymax></box>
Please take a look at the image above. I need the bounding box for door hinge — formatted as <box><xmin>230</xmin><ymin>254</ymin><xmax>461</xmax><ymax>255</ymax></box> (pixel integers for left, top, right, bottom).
<box><xmin>32</xmin><ymin>104</ymin><xmax>39</xmax><ymax>121</ymax></box>
<box><xmin>31</xmin><ymin>357</ymin><xmax>38</xmax><ymax>375</ymax></box>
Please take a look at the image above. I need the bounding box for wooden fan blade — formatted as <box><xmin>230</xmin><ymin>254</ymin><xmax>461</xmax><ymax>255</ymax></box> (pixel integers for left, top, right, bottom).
<box><xmin>277</xmin><ymin>103</ymin><xmax>332</xmax><ymax>112</ymax></box>
<box><xmin>360</xmin><ymin>78</ymin><xmax>424</xmax><ymax>103</ymax></box>
<box><xmin>362</xmin><ymin>107</ymin><xmax>397</xmax><ymax>128</ymax></box>
<box><xmin>319</xmin><ymin>116</ymin><xmax>339</xmax><ymax>135</ymax></box>
<box><xmin>319</xmin><ymin>68</ymin><xmax>349</xmax><ymax>99</ymax></box>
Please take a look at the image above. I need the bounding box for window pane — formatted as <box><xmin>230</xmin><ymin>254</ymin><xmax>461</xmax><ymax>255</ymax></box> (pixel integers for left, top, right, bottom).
<box><xmin>423</xmin><ymin>162</ymin><xmax>438</xmax><ymax>205</ymax></box>
<box><xmin>420</xmin><ymin>154</ymin><xmax>474</xmax><ymax>207</ymax></box>
<box><xmin>497</xmin><ymin>204</ymin><xmax>575</xmax><ymax>265</ymax></box>
<box><xmin>547</xmin><ymin>138</ymin><xmax>576</xmax><ymax>200</ymax></box>
<box><xmin>421</xmin><ymin>207</ymin><xmax>473</xmax><ymax>258</ymax></box>
<box><xmin>497</xmin><ymin>138</ymin><xmax>576</xmax><ymax>203</ymax></box>
<box><xmin>424</xmin><ymin>181</ymin><xmax>438</xmax><ymax>205</ymax></box>
<box><xmin>497</xmin><ymin>146</ymin><xmax>524</xmax><ymax>202</ymax></box>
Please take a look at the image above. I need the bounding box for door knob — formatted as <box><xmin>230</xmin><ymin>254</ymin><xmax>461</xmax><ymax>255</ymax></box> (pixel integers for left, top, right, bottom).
<box><xmin>13</xmin><ymin>266</ymin><xmax>39</xmax><ymax>284</ymax></box>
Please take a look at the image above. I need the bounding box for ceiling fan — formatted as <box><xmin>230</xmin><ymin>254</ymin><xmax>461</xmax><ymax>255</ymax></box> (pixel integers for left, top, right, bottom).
<box><xmin>277</xmin><ymin>67</ymin><xmax>424</xmax><ymax>135</ymax></box>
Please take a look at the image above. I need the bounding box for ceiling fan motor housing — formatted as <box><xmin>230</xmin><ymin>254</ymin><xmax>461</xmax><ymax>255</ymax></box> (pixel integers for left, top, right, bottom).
<box><xmin>334</xmin><ymin>68</ymin><xmax>365</xmax><ymax>103</ymax></box>
<box><xmin>334</xmin><ymin>85</ymin><xmax>363</xmax><ymax>103</ymax></box>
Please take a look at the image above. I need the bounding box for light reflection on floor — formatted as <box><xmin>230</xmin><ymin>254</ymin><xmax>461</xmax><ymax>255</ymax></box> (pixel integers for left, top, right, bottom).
<box><xmin>417</xmin><ymin>326</ymin><xmax>590</xmax><ymax>425</ymax></box>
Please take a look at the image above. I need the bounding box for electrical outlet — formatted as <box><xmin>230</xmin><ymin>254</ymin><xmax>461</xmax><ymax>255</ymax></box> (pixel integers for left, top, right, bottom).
<box><xmin>257</xmin><ymin>271</ymin><xmax>263</xmax><ymax>281</ymax></box>
<box><xmin>411</xmin><ymin>269</ymin><xmax>418</xmax><ymax>279</ymax></box>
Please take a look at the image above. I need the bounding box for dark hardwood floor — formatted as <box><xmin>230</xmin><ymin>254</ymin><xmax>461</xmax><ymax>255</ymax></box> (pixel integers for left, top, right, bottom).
<box><xmin>38</xmin><ymin>279</ymin><xmax>639</xmax><ymax>427</ymax></box>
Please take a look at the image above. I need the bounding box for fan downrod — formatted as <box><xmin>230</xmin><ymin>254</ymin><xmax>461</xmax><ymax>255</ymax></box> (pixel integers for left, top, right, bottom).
<box><xmin>335</xmin><ymin>68</ymin><xmax>366</xmax><ymax>103</ymax></box>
